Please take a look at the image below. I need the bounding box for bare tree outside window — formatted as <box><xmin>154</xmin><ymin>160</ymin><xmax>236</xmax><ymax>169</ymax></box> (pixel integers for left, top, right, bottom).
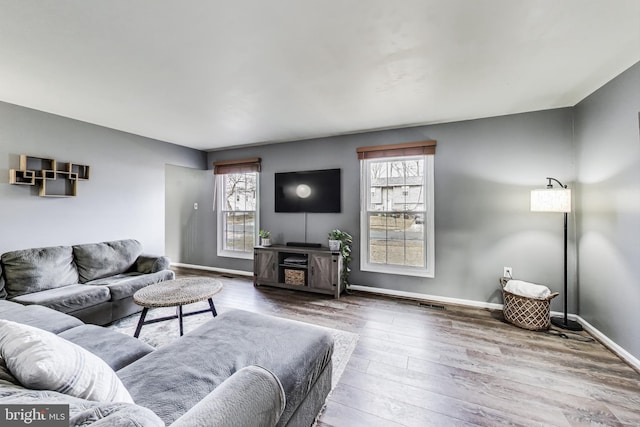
<box><xmin>220</xmin><ymin>172</ymin><xmax>257</xmax><ymax>254</ymax></box>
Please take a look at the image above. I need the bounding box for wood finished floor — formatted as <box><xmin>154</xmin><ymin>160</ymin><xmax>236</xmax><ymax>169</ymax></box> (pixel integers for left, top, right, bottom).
<box><xmin>174</xmin><ymin>268</ymin><xmax>640</xmax><ymax>427</ymax></box>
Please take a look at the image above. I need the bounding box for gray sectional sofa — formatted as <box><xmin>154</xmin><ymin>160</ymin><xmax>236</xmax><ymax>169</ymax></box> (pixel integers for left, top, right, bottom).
<box><xmin>0</xmin><ymin>239</ymin><xmax>174</xmax><ymax>325</ymax></box>
<box><xmin>0</xmin><ymin>299</ymin><xmax>334</xmax><ymax>426</ymax></box>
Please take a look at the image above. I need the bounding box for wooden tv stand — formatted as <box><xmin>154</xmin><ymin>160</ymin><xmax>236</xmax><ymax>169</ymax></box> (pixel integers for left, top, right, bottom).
<box><xmin>253</xmin><ymin>245</ymin><xmax>344</xmax><ymax>298</ymax></box>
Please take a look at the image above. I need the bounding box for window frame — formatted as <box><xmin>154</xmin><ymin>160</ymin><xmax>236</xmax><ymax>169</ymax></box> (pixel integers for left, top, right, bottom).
<box><xmin>216</xmin><ymin>171</ymin><xmax>259</xmax><ymax>260</ymax></box>
<box><xmin>360</xmin><ymin>154</ymin><xmax>435</xmax><ymax>278</ymax></box>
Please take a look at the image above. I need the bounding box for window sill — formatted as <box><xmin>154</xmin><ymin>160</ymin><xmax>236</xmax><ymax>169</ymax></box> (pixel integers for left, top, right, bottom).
<box><xmin>361</xmin><ymin>262</ymin><xmax>434</xmax><ymax>278</ymax></box>
<box><xmin>217</xmin><ymin>250</ymin><xmax>253</xmax><ymax>260</ymax></box>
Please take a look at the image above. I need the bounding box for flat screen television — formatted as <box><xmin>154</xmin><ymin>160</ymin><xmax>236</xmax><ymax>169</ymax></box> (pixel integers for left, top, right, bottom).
<box><xmin>275</xmin><ymin>168</ymin><xmax>341</xmax><ymax>213</ymax></box>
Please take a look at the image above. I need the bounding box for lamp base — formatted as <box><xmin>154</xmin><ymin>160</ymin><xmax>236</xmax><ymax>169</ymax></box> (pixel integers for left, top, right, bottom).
<box><xmin>551</xmin><ymin>317</ymin><xmax>583</xmax><ymax>331</ymax></box>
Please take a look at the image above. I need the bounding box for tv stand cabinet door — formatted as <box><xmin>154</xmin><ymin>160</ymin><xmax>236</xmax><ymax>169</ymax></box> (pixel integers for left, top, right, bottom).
<box><xmin>308</xmin><ymin>253</ymin><xmax>339</xmax><ymax>292</ymax></box>
<box><xmin>254</xmin><ymin>249</ymin><xmax>277</xmax><ymax>284</ymax></box>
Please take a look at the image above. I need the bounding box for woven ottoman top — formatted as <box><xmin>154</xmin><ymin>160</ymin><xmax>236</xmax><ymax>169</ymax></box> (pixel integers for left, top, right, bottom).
<box><xmin>133</xmin><ymin>277</ymin><xmax>223</xmax><ymax>308</ymax></box>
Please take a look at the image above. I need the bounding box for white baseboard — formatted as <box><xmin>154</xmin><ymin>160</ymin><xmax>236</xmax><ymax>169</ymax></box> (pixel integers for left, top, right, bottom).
<box><xmin>549</xmin><ymin>309</ymin><xmax>580</xmax><ymax>321</ymax></box>
<box><xmin>575</xmin><ymin>315</ymin><xmax>640</xmax><ymax>373</ymax></box>
<box><xmin>349</xmin><ymin>284</ymin><xmax>640</xmax><ymax>372</ymax></box>
<box><xmin>349</xmin><ymin>284</ymin><xmax>505</xmax><ymax>310</ymax></box>
<box><xmin>170</xmin><ymin>262</ymin><xmax>253</xmax><ymax>277</ymax></box>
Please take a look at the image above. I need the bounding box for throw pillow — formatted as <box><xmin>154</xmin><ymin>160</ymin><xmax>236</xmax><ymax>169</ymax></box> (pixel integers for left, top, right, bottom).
<box><xmin>73</xmin><ymin>240</ymin><xmax>142</xmax><ymax>282</ymax></box>
<box><xmin>0</xmin><ymin>320</ymin><xmax>133</xmax><ymax>403</ymax></box>
<box><xmin>1</xmin><ymin>246</ymin><xmax>79</xmax><ymax>297</ymax></box>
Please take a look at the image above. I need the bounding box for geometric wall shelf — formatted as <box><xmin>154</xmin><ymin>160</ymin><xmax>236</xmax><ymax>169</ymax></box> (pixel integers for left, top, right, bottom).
<box><xmin>9</xmin><ymin>154</ymin><xmax>90</xmax><ymax>198</ymax></box>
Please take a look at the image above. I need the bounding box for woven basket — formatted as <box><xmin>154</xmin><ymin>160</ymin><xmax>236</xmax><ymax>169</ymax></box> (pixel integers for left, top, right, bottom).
<box><xmin>500</xmin><ymin>277</ymin><xmax>559</xmax><ymax>331</ymax></box>
<box><xmin>284</xmin><ymin>269</ymin><xmax>305</xmax><ymax>286</ymax></box>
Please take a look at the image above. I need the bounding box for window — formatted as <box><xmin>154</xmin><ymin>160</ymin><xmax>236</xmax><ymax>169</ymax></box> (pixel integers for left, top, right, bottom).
<box><xmin>214</xmin><ymin>158</ymin><xmax>261</xmax><ymax>259</ymax></box>
<box><xmin>357</xmin><ymin>141</ymin><xmax>435</xmax><ymax>277</ymax></box>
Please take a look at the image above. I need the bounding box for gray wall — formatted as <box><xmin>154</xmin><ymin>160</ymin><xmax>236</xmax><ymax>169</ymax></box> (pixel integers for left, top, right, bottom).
<box><xmin>165</xmin><ymin>165</ymin><xmax>215</xmax><ymax>266</ymax></box>
<box><xmin>206</xmin><ymin>108</ymin><xmax>577</xmax><ymax>309</ymax></box>
<box><xmin>574</xmin><ymin>62</ymin><xmax>640</xmax><ymax>359</ymax></box>
<box><xmin>0</xmin><ymin>101</ymin><xmax>206</xmax><ymax>255</ymax></box>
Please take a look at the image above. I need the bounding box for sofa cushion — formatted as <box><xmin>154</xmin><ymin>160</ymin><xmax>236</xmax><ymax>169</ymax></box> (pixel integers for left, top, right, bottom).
<box><xmin>118</xmin><ymin>310</ymin><xmax>333</xmax><ymax>426</ymax></box>
<box><xmin>86</xmin><ymin>270</ymin><xmax>175</xmax><ymax>301</ymax></box>
<box><xmin>0</xmin><ymin>299</ymin><xmax>22</xmax><ymax>313</ymax></box>
<box><xmin>10</xmin><ymin>284</ymin><xmax>110</xmax><ymax>314</ymax></box>
<box><xmin>59</xmin><ymin>325</ymin><xmax>155</xmax><ymax>371</ymax></box>
<box><xmin>0</xmin><ymin>385</ymin><xmax>163</xmax><ymax>427</ymax></box>
<box><xmin>73</xmin><ymin>240</ymin><xmax>143</xmax><ymax>283</ymax></box>
<box><xmin>0</xmin><ymin>320</ymin><xmax>133</xmax><ymax>403</ymax></box>
<box><xmin>0</xmin><ymin>299</ymin><xmax>84</xmax><ymax>333</ymax></box>
<box><xmin>1</xmin><ymin>246</ymin><xmax>79</xmax><ymax>298</ymax></box>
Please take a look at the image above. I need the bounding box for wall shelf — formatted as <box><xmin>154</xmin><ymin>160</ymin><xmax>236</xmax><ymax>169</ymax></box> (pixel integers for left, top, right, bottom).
<box><xmin>68</xmin><ymin>163</ymin><xmax>90</xmax><ymax>180</ymax></box>
<box><xmin>9</xmin><ymin>169</ymin><xmax>35</xmax><ymax>185</ymax></box>
<box><xmin>9</xmin><ymin>154</ymin><xmax>90</xmax><ymax>197</ymax></box>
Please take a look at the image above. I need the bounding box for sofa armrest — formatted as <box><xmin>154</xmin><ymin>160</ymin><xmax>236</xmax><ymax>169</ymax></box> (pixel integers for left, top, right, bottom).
<box><xmin>170</xmin><ymin>365</ymin><xmax>286</xmax><ymax>427</ymax></box>
<box><xmin>134</xmin><ymin>255</ymin><xmax>171</xmax><ymax>274</ymax></box>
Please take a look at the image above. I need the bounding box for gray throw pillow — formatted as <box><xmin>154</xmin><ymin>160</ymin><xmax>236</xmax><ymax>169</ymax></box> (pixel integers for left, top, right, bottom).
<box><xmin>73</xmin><ymin>240</ymin><xmax>143</xmax><ymax>283</ymax></box>
<box><xmin>1</xmin><ymin>246</ymin><xmax>79</xmax><ymax>297</ymax></box>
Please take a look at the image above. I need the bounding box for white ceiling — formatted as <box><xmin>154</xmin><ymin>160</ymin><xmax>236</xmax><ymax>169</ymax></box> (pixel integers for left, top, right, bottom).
<box><xmin>0</xmin><ymin>1</ymin><xmax>638</xmax><ymax>151</ymax></box>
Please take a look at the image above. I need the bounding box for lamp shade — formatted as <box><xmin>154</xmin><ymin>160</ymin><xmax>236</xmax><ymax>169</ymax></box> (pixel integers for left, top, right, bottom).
<box><xmin>531</xmin><ymin>188</ymin><xmax>571</xmax><ymax>213</ymax></box>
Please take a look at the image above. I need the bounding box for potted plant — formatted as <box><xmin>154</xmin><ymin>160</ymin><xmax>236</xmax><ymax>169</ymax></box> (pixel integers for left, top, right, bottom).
<box><xmin>328</xmin><ymin>229</ymin><xmax>353</xmax><ymax>288</ymax></box>
<box><xmin>328</xmin><ymin>231</ymin><xmax>341</xmax><ymax>251</ymax></box>
<box><xmin>259</xmin><ymin>229</ymin><xmax>271</xmax><ymax>246</ymax></box>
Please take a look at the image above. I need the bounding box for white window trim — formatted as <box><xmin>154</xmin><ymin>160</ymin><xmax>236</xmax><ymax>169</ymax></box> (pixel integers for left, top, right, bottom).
<box><xmin>360</xmin><ymin>155</ymin><xmax>435</xmax><ymax>278</ymax></box>
<box><xmin>216</xmin><ymin>173</ymin><xmax>259</xmax><ymax>260</ymax></box>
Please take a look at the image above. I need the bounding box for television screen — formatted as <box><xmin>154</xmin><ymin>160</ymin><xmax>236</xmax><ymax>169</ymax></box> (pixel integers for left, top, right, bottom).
<box><xmin>275</xmin><ymin>169</ymin><xmax>341</xmax><ymax>213</ymax></box>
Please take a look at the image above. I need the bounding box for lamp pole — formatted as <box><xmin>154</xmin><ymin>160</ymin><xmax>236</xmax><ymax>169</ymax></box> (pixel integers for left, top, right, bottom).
<box><xmin>547</xmin><ymin>178</ymin><xmax>582</xmax><ymax>331</ymax></box>
<box><xmin>563</xmin><ymin>210</ymin><xmax>568</xmax><ymax>325</ymax></box>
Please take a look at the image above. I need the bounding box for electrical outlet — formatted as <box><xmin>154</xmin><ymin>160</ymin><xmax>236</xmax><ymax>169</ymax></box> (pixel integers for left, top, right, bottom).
<box><xmin>503</xmin><ymin>267</ymin><xmax>513</xmax><ymax>278</ymax></box>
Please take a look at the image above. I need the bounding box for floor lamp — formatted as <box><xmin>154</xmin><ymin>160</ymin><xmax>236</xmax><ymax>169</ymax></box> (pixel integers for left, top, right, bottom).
<box><xmin>530</xmin><ymin>177</ymin><xmax>583</xmax><ymax>331</ymax></box>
